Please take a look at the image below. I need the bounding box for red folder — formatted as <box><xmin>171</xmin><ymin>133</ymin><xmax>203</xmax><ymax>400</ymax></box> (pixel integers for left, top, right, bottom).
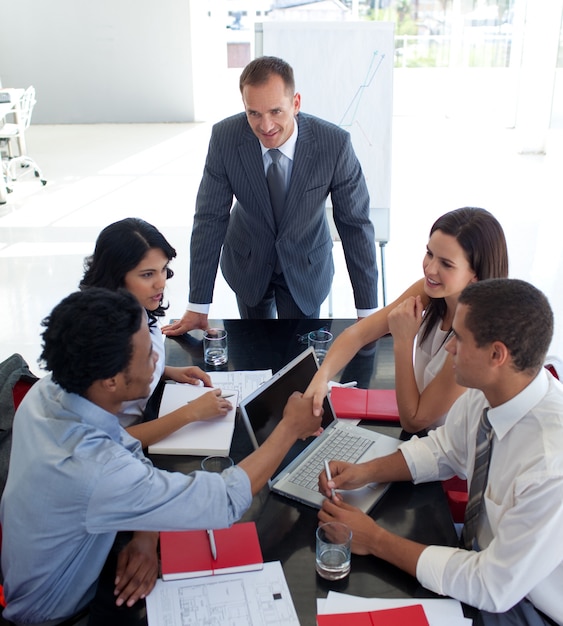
<box><xmin>160</xmin><ymin>521</ymin><xmax>263</xmax><ymax>580</ymax></box>
<box><xmin>317</xmin><ymin>604</ymin><xmax>429</xmax><ymax>625</ymax></box>
<box><xmin>330</xmin><ymin>387</ymin><xmax>400</xmax><ymax>422</ymax></box>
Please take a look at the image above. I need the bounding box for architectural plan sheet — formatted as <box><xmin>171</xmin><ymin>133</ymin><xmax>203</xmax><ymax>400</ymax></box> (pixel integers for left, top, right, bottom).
<box><xmin>146</xmin><ymin>560</ymin><xmax>299</xmax><ymax>626</ymax></box>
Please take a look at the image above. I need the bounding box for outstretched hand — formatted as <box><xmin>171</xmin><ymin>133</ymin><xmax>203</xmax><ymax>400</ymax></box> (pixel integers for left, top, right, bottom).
<box><xmin>303</xmin><ymin>377</ymin><xmax>329</xmax><ymax>418</ymax></box>
<box><xmin>162</xmin><ymin>311</ymin><xmax>209</xmax><ymax>336</ymax></box>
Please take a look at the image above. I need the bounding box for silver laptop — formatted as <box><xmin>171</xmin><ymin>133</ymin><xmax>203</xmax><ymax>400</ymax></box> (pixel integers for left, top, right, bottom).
<box><xmin>239</xmin><ymin>347</ymin><xmax>400</xmax><ymax>513</ymax></box>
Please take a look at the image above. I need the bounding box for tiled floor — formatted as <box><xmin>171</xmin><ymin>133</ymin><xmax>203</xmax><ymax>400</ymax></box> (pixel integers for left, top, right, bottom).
<box><xmin>2</xmin><ymin>108</ymin><xmax>563</xmax><ymax>375</ymax></box>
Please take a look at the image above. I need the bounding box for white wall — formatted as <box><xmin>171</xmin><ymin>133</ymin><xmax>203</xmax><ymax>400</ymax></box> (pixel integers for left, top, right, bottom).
<box><xmin>0</xmin><ymin>0</ymin><xmax>226</xmax><ymax>123</ymax></box>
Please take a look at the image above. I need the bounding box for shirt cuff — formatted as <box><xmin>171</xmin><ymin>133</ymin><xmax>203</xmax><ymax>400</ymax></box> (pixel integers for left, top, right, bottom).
<box><xmin>188</xmin><ymin>302</ymin><xmax>210</xmax><ymax>315</ymax></box>
<box><xmin>357</xmin><ymin>308</ymin><xmax>377</xmax><ymax>318</ymax></box>
<box><xmin>398</xmin><ymin>437</ymin><xmax>440</xmax><ymax>483</ymax></box>
<box><xmin>416</xmin><ymin>545</ymin><xmax>456</xmax><ymax>596</ymax></box>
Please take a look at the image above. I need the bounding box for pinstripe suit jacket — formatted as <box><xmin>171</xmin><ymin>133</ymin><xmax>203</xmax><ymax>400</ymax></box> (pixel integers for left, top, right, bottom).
<box><xmin>189</xmin><ymin>112</ymin><xmax>378</xmax><ymax>315</ymax></box>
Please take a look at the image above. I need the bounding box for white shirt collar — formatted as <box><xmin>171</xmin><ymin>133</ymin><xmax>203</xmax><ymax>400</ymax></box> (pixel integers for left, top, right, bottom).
<box><xmin>260</xmin><ymin>117</ymin><xmax>298</xmax><ymax>161</ymax></box>
<box><xmin>488</xmin><ymin>368</ymin><xmax>550</xmax><ymax>440</ymax></box>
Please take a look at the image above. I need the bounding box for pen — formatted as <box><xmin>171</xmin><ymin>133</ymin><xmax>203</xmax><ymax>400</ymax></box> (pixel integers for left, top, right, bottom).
<box><xmin>339</xmin><ymin>381</ymin><xmax>357</xmax><ymax>388</ymax></box>
<box><xmin>207</xmin><ymin>529</ymin><xmax>217</xmax><ymax>560</ymax></box>
<box><xmin>324</xmin><ymin>459</ymin><xmax>336</xmax><ymax>500</ymax></box>
<box><xmin>186</xmin><ymin>392</ymin><xmax>234</xmax><ymax>405</ymax></box>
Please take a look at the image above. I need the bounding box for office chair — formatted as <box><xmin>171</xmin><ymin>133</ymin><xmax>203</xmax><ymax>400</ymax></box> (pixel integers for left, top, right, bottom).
<box><xmin>0</xmin><ymin>86</ymin><xmax>47</xmax><ymax>193</ymax></box>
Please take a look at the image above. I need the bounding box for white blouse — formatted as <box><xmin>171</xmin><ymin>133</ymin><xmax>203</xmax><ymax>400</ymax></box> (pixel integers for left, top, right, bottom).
<box><xmin>413</xmin><ymin>321</ymin><xmax>451</xmax><ymax>428</ymax></box>
<box><xmin>117</xmin><ymin>315</ymin><xmax>166</xmax><ymax>428</ymax></box>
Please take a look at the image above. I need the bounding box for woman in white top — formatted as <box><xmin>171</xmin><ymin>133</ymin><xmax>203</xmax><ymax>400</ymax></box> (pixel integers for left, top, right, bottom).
<box><xmin>80</xmin><ymin>218</ymin><xmax>232</xmax><ymax>448</ymax></box>
<box><xmin>306</xmin><ymin>207</ymin><xmax>509</xmax><ymax>434</ymax></box>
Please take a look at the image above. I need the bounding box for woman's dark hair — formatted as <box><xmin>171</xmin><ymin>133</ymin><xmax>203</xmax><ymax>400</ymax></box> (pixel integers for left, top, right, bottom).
<box><xmin>420</xmin><ymin>207</ymin><xmax>509</xmax><ymax>344</ymax></box>
<box><xmin>80</xmin><ymin>218</ymin><xmax>176</xmax><ymax>324</ymax></box>
<box><xmin>40</xmin><ymin>288</ymin><xmax>144</xmax><ymax>396</ymax></box>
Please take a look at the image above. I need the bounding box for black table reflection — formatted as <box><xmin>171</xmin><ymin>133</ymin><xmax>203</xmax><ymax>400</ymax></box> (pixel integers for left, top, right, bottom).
<box><xmin>165</xmin><ymin>319</ymin><xmax>394</xmax><ymax>390</ymax></box>
<box><xmin>151</xmin><ymin>319</ymin><xmax>470</xmax><ymax>625</ymax></box>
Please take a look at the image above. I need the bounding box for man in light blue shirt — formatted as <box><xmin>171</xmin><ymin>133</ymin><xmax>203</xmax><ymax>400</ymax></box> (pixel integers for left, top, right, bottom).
<box><xmin>0</xmin><ymin>288</ymin><xmax>321</xmax><ymax>626</ymax></box>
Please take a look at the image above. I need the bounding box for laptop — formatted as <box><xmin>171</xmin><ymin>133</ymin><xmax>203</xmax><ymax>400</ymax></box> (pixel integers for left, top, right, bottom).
<box><xmin>239</xmin><ymin>347</ymin><xmax>401</xmax><ymax>513</ymax></box>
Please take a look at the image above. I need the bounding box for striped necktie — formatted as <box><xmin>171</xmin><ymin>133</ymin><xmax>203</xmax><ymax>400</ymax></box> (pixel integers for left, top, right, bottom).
<box><xmin>461</xmin><ymin>407</ymin><xmax>493</xmax><ymax>550</ymax></box>
<box><xmin>266</xmin><ymin>149</ymin><xmax>286</xmax><ymax>227</ymax></box>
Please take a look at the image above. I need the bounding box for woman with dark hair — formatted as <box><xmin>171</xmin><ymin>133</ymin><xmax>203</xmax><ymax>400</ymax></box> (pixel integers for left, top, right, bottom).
<box><xmin>81</xmin><ymin>218</ymin><xmax>232</xmax><ymax>447</ymax></box>
<box><xmin>306</xmin><ymin>207</ymin><xmax>509</xmax><ymax>434</ymax></box>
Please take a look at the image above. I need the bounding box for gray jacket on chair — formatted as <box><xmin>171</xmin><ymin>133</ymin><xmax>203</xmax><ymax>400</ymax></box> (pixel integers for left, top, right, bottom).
<box><xmin>0</xmin><ymin>353</ymin><xmax>38</xmax><ymax>497</ymax></box>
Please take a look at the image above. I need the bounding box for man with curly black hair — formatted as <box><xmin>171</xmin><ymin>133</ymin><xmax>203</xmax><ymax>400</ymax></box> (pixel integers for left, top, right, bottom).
<box><xmin>0</xmin><ymin>288</ymin><xmax>321</xmax><ymax>626</ymax></box>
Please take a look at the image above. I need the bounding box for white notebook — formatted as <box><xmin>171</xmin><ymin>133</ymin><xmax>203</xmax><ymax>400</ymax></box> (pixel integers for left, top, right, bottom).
<box><xmin>148</xmin><ymin>384</ymin><xmax>238</xmax><ymax>456</ymax></box>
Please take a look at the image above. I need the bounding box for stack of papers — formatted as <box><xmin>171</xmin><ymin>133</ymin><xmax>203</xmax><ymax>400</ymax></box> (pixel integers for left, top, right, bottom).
<box><xmin>208</xmin><ymin>369</ymin><xmax>272</xmax><ymax>400</ymax></box>
<box><xmin>148</xmin><ymin>371</ymin><xmax>272</xmax><ymax>456</ymax></box>
<box><xmin>317</xmin><ymin>592</ymin><xmax>471</xmax><ymax>626</ymax></box>
<box><xmin>148</xmin><ymin>385</ymin><xmax>238</xmax><ymax>456</ymax></box>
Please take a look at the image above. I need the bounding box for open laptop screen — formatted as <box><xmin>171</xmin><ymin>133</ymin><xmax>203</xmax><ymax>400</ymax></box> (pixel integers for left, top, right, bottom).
<box><xmin>240</xmin><ymin>348</ymin><xmax>334</xmax><ymax>480</ymax></box>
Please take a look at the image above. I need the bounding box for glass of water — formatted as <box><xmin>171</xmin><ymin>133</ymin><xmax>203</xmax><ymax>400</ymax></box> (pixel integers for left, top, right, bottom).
<box><xmin>203</xmin><ymin>328</ymin><xmax>228</xmax><ymax>366</ymax></box>
<box><xmin>201</xmin><ymin>455</ymin><xmax>234</xmax><ymax>473</ymax></box>
<box><xmin>315</xmin><ymin>522</ymin><xmax>352</xmax><ymax>580</ymax></box>
<box><xmin>308</xmin><ymin>330</ymin><xmax>333</xmax><ymax>364</ymax></box>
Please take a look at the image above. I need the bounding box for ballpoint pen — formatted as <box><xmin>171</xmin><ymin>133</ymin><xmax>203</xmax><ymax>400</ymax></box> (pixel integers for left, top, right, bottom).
<box><xmin>207</xmin><ymin>529</ymin><xmax>217</xmax><ymax>560</ymax></box>
<box><xmin>323</xmin><ymin>459</ymin><xmax>336</xmax><ymax>500</ymax></box>
<box><xmin>186</xmin><ymin>392</ymin><xmax>234</xmax><ymax>405</ymax></box>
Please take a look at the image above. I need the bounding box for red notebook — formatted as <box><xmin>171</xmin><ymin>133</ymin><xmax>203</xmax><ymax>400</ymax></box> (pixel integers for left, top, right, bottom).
<box><xmin>317</xmin><ymin>604</ymin><xmax>429</xmax><ymax>626</ymax></box>
<box><xmin>160</xmin><ymin>521</ymin><xmax>263</xmax><ymax>580</ymax></box>
<box><xmin>330</xmin><ymin>387</ymin><xmax>400</xmax><ymax>422</ymax></box>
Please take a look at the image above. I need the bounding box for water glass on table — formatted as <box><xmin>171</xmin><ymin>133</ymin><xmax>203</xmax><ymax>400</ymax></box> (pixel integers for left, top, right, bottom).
<box><xmin>201</xmin><ymin>455</ymin><xmax>234</xmax><ymax>473</ymax></box>
<box><xmin>203</xmin><ymin>328</ymin><xmax>228</xmax><ymax>366</ymax></box>
<box><xmin>315</xmin><ymin>521</ymin><xmax>352</xmax><ymax>580</ymax></box>
<box><xmin>308</xmin><ymin>330</ymin><xmax>333</xmax><ymax>364</ymax></box>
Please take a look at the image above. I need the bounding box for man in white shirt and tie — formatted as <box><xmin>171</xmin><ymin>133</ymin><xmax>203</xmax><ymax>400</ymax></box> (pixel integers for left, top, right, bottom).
<box><xmin>319</xmin><ymin>278</ymin><xmax>563</xmax><ymax>625</ymax></box>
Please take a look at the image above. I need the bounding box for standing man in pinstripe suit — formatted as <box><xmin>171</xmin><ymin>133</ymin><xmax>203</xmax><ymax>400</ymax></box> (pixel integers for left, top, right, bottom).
<box><xmin>163</xmin><ymin>56</ymin><xmax>378</xmax><ymax>335</ymax></box>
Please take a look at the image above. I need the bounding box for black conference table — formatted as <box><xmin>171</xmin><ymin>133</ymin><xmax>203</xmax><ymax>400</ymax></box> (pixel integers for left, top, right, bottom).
<box><xmin>150</xmin><ymin>319</ymin><xmax>474</xmax><ymax>625</ymax></box>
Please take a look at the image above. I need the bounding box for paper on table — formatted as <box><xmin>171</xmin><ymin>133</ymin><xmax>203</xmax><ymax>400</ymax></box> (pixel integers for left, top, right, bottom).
<box><xmin>146</xmin><ymin>561</ymin><xmax>299</xmax><ymax>626</ymax></box>
<box><xmin>319</xmin><ymin>592</ymin><xmax>471</xmax><ymax>626</ymax></box>
<box><xmin>209</xmin><ymin>369</ymin><xmax>272</xmax><ymax>401</ymax></box>
<box><xmin>148</xmin><ymin>384</ymin><xmax>238</xmax><ymax>456</ymax></box>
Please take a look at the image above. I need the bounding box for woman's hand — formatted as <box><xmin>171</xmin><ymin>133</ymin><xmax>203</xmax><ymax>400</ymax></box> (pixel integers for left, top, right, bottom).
<box><xmin>387</xmin><ymin>296</ymin><xmax>424</xmax><ymax>345</ymax></box>
<box><xmin>185</xmin><ymin>389</ymin><xmax>232</xmax><ymax>423</ymax></box>
<box><xmin>166</xmin><ymin>366</ymin><xmax>212</xmax><ymax>387</ymax></box>
<box><xmin>303</xmin><ymin>375</ymin><xmax>330</xmax><ymax>418</ymax></box>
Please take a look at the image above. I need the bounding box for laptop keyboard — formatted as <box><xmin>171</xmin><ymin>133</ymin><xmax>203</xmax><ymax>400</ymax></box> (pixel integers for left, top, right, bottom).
<box><xmin>288</xmin><ymin>429</ymin><xmax>372</xmax><ymax>492</ymax></box>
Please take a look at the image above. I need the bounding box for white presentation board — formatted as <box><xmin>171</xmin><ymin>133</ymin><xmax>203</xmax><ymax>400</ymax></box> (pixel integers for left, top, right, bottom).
<box><xmin>256</xmin><ymin>21</ymin><xmax>394</xmax><ymax>234</ymax></box>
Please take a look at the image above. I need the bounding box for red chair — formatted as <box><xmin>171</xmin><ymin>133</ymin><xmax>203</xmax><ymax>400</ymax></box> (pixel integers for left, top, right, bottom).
<box><xmin>442</xmin><ymin>476</ymin><xmax>468</xmax><ymax>524</ymax></box>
